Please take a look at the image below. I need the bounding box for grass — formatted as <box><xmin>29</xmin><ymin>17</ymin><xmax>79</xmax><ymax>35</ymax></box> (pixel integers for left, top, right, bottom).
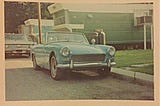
<box><xmin>114</xmin><ymin>49</ymin><xmax>154</xmax><ymax>75</ymax></box>
<box><xmin>130</xmin><ymin>64</ymin><xmax>154</xmax><ymax>75</ymax></box>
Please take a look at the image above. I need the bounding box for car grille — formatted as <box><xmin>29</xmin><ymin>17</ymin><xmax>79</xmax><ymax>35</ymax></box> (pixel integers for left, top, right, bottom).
<box><xmin>71</xmin><ymin>54</ymin><xmax>105</xmax><ymax>63</ymax></box>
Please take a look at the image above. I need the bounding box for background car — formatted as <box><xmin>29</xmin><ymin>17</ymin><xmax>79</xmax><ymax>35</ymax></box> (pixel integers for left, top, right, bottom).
<box><xmin>31</xmin><ymin>32</ymin><xmax>116</xmax><ymax>80</ymax></box>
<box><xmin>5</xmin><ymin>33</ymin><xmax>35</xmax><ymax>57</ymax></box>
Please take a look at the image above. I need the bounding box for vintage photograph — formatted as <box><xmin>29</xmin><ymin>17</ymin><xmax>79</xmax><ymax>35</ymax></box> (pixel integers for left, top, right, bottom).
<box><xmin>4</xmin><ymin>1</ymin><xmax>155</xmax><ymax>102</ymax></box>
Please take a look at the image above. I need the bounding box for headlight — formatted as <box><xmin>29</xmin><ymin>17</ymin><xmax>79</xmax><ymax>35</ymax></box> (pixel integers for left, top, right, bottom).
<box><xmin>5</xmin><ymin>45</ymin><xmax>9</xmax><ymax>48</ymax></box>
<box><xmin>109</xmin><ymin>47</ymin><xmax>115</xmax><ymax>56</ymax></box>
<box><xmin>60</xmin><ymin>47</ymin><xmax>70</xmax><ymax>57</ymax></box>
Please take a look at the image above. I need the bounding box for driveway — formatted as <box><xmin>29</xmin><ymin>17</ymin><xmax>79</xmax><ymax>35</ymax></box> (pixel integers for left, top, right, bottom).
<box><xmin>5</xmin><ymin>57</ymin><xmax>154</xmax><ymax>101</ymax></box>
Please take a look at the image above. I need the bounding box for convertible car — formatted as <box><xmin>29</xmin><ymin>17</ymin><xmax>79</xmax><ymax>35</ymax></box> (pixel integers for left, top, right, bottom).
<box><xmin>31</xmin><ymin>32</ymin><xmax>116</xmax><ymax>80</ymax></box>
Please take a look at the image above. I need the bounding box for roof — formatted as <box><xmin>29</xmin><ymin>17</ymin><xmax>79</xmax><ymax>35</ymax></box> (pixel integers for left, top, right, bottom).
<box><xmin>48</xmin><ymin>3</ymin><xmax>153</xmax><ymax>14</ymax></box>
<box><xmin>24</xmin><ymin>19</ymin><xmax>54</xmax><ymax>26</ymax></box>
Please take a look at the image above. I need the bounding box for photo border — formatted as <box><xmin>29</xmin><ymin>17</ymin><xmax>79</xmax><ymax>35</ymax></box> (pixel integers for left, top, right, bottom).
<box><xmin>0</xmin><ymin>0</ymin><xmax>159</xmax><ymax>106</ymax></box>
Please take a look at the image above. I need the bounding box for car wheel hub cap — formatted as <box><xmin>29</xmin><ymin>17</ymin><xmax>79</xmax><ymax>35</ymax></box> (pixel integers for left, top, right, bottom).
<box><xmin>51</xmin><ymin>57</ymin><xmax>57</xmax><ymax>78</ymax></box>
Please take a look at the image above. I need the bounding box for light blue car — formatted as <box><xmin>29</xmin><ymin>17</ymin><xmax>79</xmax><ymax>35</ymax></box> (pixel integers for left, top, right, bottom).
<box><xmin>31</xmin><ymin>32</ymin><xmax>116</xmax><ymax>80</ymax></box>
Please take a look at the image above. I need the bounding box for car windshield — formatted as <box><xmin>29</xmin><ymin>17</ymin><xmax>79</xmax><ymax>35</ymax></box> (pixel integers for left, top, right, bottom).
<box><xmin>46</xmin><ymin>32</ymin><xmax>89</xmax><ymax>44</ymax></box>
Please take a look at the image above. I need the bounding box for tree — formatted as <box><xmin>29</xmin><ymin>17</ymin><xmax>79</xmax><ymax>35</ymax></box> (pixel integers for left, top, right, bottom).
<box><xmin>5</xmin><ymin>1</ymin><xmax>53</xmax><ymax>33</ymax></box>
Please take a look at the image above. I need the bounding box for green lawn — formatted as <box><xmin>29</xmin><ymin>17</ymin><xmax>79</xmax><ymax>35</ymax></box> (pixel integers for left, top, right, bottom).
<box><xmin>130</xmin><ymin>64</ymin><xmax>154</xmax><ymax>75</ymax></box>
<box><xmin>114</xmin><ymin>49</ymin><xmax>154</xmax><ymax>75</ymax></box>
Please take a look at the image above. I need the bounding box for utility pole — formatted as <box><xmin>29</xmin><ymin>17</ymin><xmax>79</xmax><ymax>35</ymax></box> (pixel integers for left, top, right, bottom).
<box><xmin>143</xmin><ymin>16</ymin><xmax>147</xmax><ymax>50</ymax></box>
<box><xmin>38</xmin><ymin>2</ymin><xmax>42</xmax><ymax>44</ymax></box>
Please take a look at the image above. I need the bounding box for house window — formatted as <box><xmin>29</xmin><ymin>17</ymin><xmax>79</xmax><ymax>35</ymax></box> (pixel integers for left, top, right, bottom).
<box><xmin>54</xmin><ymin>16</ymin><xmax>65</xmax><ymax>25</ymax></box>
<box><xmin>54</xmin><ymin>10</ymin><xmax>66</xmax><ymax>25</ymax></box>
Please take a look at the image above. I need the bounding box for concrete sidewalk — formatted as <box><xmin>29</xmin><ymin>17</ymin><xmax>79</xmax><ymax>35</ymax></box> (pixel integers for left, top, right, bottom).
<box><xmin>111</xmin><ymin>68</ymin><xmax>153</xmax><ymax>82</ymax></box>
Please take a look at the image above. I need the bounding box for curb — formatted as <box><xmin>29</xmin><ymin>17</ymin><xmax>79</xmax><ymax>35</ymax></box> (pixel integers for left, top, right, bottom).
<box><xmin>111</xmin><ymin>68</ymin><xmax>153</xmax><ymax>84</ymax></box>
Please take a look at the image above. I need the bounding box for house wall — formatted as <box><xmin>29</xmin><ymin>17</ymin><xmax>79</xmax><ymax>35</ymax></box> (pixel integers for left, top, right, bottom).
<box><xmin>32</xmin><ymin>26</ymin><xmax>54</xmax><ymax>43</ymax></box>
<box><xmin>32</xmin><ymin>25</ymin><xmax>53</xmax><ymax>34</ymax></box>
<box><xmin>132</xmin><ymin>25</ymin><xmax>151</xmax><ymax>43</ymax></box>
<box><xmin>68</xmin><ymin>11</ymin><xmax>151</xmax><ymax>44</ymax></box>
<box><xmin>20</xmin><ymin>25</ymin><xmax>54</xmax><ymax>43</ymax></box>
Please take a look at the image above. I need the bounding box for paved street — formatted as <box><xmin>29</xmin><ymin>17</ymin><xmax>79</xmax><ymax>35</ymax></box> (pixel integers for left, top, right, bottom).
<box><xmin>5</xmin><ymin>57</ymin><xmax>154</xmax><ymax>101</ymax></box>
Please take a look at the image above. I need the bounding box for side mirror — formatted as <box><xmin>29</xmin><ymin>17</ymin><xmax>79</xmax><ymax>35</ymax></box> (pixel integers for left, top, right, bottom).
<box><xmin>91</xmin><ymin>39</ymin><xmax>96</xmax><ymax>45</ymax></box>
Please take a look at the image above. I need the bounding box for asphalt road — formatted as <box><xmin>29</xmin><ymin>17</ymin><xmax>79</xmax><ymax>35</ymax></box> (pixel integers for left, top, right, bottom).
<box><xmin>5</xmin><ymin>57</ymin><xmax>154</xmax><ymax>101</ymax></box>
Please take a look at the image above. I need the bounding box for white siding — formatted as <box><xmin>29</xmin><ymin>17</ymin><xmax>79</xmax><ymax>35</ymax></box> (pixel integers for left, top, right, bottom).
<box><xmin>24</xmin><ymin>19</ymin><xmax>54</xmax><ymax>26</ymax></box>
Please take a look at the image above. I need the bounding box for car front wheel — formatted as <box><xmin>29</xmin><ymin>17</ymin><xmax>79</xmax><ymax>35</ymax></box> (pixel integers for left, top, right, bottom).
<box><xmin>50</xmin><ymin>55</ymin><xmax>62</xmax><ymax>80</ymax></box>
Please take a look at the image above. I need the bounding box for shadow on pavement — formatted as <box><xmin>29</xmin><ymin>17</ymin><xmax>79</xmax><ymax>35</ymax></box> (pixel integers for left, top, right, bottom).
<box><xmin>39</xmin><ymin>68</ymin><xmax>110</xmax><ymax>81</ymax></box>
<box><xmin>10</xmin><ymin>66</ymin><xmax>110</xmax><ymax>81</ymax></box>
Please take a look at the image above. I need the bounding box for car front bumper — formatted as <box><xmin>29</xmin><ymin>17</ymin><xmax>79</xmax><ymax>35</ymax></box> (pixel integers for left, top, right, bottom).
<box><xmin>57</xmin><ymin>60</ymin><xmax>116</xmax><ymax>69</ymax></box>
<box><xmin>5</xmin><ymin>50</ymin><xmax>30</xmax><ymax>56</ymax></box>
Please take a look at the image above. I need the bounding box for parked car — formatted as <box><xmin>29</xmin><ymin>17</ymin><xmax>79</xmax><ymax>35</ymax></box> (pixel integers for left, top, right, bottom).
<box><xmin>5</xmin><ymin>33</ymin><xmax>35</xmax><ymax>57</ymax></box>
<box><xmin>31</xmin><ymin>32</ymin><xmax>116</xmax><ymax>80</ymax></box>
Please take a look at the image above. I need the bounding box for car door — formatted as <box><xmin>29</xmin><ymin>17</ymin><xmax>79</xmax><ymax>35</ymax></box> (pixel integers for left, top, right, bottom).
<box><xmin>40</xmin><ymin>44</ymin><xmax>51</xmax><ymax>69</ymax></box>
<box><xmin>34</xmin><ymin>44</ymin><xmax>46</xmax><ymax>67</ymax></box>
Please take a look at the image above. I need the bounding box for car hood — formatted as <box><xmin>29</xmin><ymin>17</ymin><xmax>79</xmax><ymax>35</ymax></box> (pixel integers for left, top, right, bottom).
<box><xmin>51</xmin><ymin>42</ymin><xmax>105</xmax><ymax>54</ymax></box>
<box><xmin>5</xmin><ymin>40</ymin><xmax>34</xmax><ymax>45</ymax></box>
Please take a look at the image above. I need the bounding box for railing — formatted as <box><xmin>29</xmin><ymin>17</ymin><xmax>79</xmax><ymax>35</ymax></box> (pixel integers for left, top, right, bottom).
<box><xmin>136</xmin><ymin>16</ymin><xmax>152</xmax><ymax>26</ymax></box>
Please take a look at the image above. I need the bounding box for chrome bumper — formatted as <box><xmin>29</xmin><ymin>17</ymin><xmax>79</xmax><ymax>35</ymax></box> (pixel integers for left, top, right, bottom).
<box><xmin>57</xmin><ymin>61</ymin><xmax>116</xmax><ymax>69</ymax></box>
